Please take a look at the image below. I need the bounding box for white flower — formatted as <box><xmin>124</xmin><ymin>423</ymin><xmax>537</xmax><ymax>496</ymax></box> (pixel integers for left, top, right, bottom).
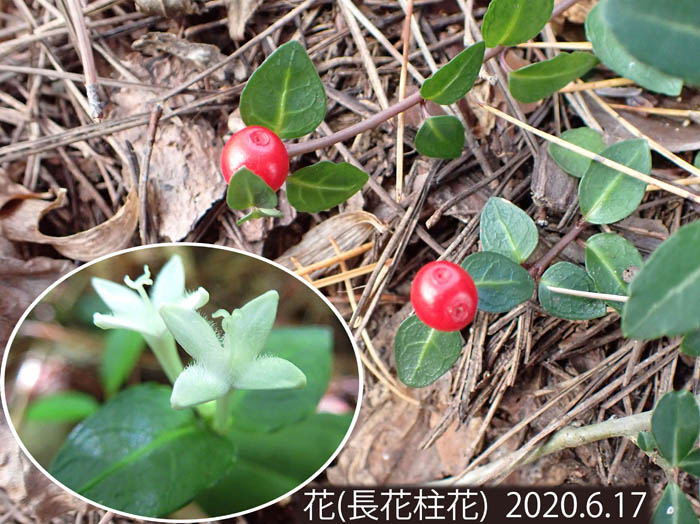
<box><xmin>159</xmin><ymin>290</ymin><xmax>307</xmax><ymax>409</ymax></box>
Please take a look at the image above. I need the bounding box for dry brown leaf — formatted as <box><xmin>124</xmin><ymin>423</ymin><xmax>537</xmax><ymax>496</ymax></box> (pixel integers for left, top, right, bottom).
<box><xmin>275</xmin><ymin>211</ymin><xmax>386</xmax><ymax>276</ymax></box>
<box><xmin>0</xmin><ymin>182</ymin><xmax>138</xmax><ymax>261</ymax></box>
<box><xmin>532</xmin><ymin>142</ymin><xmax>578</xmax><ymax>214</ymax></box>
<box><xmin>227</xmin><ymin>0</ymin><xmax>263</xmax><ymax>41</ymax></box>
<box><xmin>135</xmin><ymin>0</ymin><xmax>201</xmax><ymax>16</ymax></box>
<box><xmin>0</xmin><ymin>418</ymin><xmax>85</xmax><ymax>521</ymax></box>
<box><xmin>555</xmin><ymin>0</ymin><xmax>597</xmax><ymax>24</ymax></box>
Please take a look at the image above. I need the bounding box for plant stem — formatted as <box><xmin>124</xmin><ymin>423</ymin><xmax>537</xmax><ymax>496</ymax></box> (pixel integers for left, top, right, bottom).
<box><xmin>213</xmin><ymin>390</ymin><xmax>235</xmax><ymax>434</ymax></box>
<box><xmin>146</xmin><ymin>334</ymin><xmax>184</xmax><ymax>385</ymax></box>
<box><xmin>528</xmin><ymin>218</ymin><xmax>587</xmax><ymax>280</ymax></box>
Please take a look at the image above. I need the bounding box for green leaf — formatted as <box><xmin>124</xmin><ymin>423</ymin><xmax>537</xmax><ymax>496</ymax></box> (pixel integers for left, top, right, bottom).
<box><xmin>509</xmin><ymin>52</ymin><xmax>599</xmax><ymax>103</ymax></box>
<box><xmin>226</xmin><ymin>167</ymin><xmax>278</xmax><ymax>210</ymax></box>
<box><xmin>229</xmin><ymin>327</ymin><xmax>332</xmax><ymax>431</ymax></box>
<box><xmin>585</xmin><ymin>233</ymin><xmax>642</xmax><ymax>314</ymax></box>
<box><xmin>50</xmin><ymin>384</ymin><xmax>234</xmax><ymax>518</ymax></box>
<box><xmin>26</xmin><ymin>392</ymin><xmax>99</xmax><ymax>423</ymax></box>
<box><xmin>603</xmin><ymin>0</ymin><xmax>700</xmax><ymax>86</ymax></box>
<box><xmin>198</xmin><ymin>413</ymin><xmax>352</xmax><ymax>515</ymax></box>
<box><xmin>420</xmin><ymin>41</ymin><xmax>485</xmax><ymax>104</ymax></box>
<box><xmin>694</xmin><ymin>151</ymin><xmax>700</xmax><ymax>170</ymax></box>
<box><xmin>652</xmin><ymin>482</ymin><xmax>699</xmax><ymax>524</ymax></box>
<box><xmin>637</xmin><ymin>431</ymin><xmax>656</xmax><ymax>453</ymax></box>
<box><xmin>548</xmin><ymin>127</ymin><xmax>606</xmax><ymax>178</ymax></box>
<box><xmin>414</xmin><ymin>116</ymin><xmax>465</xmax><ymax>159</ymax></box>
<box><xmin>239</xmin><ymin>40</ymin><xmax>326</xmax><ymax>139</ymax></box>
<box><xmin>585</xmin><ymin>2</ymin><xmax>683</xmax><ymax>96</ymax></box>
<box><xmin>622</xmin><ymin>221</ymin><xmax>700</xmax><ymax>339</ymax></box>
<box><xmin>538</xmin><ymin>262</ymin><xmax>607</xmax><ymax>321</ymax></box>
<box><xmin>480</xmin><ymin>197</ymin><xmax>539</xmax><ymax>264</ymax></box>
<box><xmin>651</xmin><ymin>390</ymin><xmax>700</xmax><ymax>466</ymax></box>
<box><xmin>394</xmin><ymin>314</ymin><xmax>462</xmax><ymax>388</ymax></box>
<box><xmin>236</xmin><ymin>207</ymin><xmax>283</xmax><ymax>225</ymax></box>
<box><xmin>680</xmin><ymin>448</ymin><xmax>700</xmax><ymax>478</ymax></box>
<box><xmin>286</xmin><ymin>161</ymin><xmax>368</xmax><ymax>213</ymax></box>
<box><xmin>578</xmin><ymin>139</ymin><xmax>651</xmax><ymax>225</ymax></box>
<box><xmin>100</xmin><ymin>329</ymin><xmax>145</xmax><ymax>397</ymax></box>
<box><xmin>461</xmin><ymin>251</ymin><xmax>534</xmax><ymax>313</ymax></box>
<box><xmin>482</xmin><ymin>0</ymin><xmax>554</xmax><ymax>47</ymax></box>
<box><xmin>681</xmin><ymin>331</ymin><xmax>700</xmax><ymax>358</ymax></box>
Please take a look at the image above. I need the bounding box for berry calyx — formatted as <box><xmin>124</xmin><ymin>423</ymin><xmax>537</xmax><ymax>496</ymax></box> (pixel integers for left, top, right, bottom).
<box><xmin>221</xmin><ymin>126</ymin><xmax>289</xmax><ymax>191</ymax></box>
<box><xmin>410</xmin><ymin>261</ymin><xmax>478</xmax><ymax>332</ymax></box>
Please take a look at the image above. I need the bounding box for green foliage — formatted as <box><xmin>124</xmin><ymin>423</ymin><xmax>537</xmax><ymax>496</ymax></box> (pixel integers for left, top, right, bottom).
<box><xmin>229</xmin><ymin>327</ymin><xmax>332</xmax><ymax>431</ymax></box>
<box><xmin>548</xmin><ymin>127</ymin><xmax>606</xmax><ymax>178</ymax></box>
<box><xmin>394</xmin><ymin>314</ymin><xmax>462</xmax><ymax>388</ymax></box>
<box><xmin>286</xmin><ymin>162</ymin><xmax>368</xmax><ymax>213</ymax></box>
<box><xmin>197</xmin><ymin>413</ymin><xmax>352</xmax><ymax>514</ymax></box>
<box><xmin>481</xmin><ymin>0</ymin><xmax>554</xmax><ymax>47</ymax></box>
<box><xmin>623</xmin><ymin>221</ymin><xmax>700</xmax><ymax>339</ymax></box>
<box><xmin>480</xmin><ymin>197</ymin><xmax>539</xmax><ymax>264</ymax></box>
<box><xmin>585</xmin><ymin>2</ymin><xmax>683</xmax><ymax>96</ymax></box>
<box><xmin>651</xmin><ymin>391</ymin><xmax>700</xmax><ymax>466</ymax></box>
<box><xmin>420</xmin><ymin>41</ymin><xmax>485</xmax><ymax>104</ymax></box>
<box><xmin>226</xmin><ymin>167</ymin><xmax>279</xmax><ymax>210</ymax></box>
<box><xmin>652</xmin><ymin>482</ymin><xmax>699</xmax><ymax>524</ymax></box>
<box><xmin>414</xmin><ymin>116</ymin><xmax>465</xmax><ymax>159</ymax></box>
<box><xmin>538</xmin><ymin>262</ymin><xmax>606</xmax><ymax>321</ymax></box>
<box><xmin>100</xmin><ymin>329</ymin><xmax>145</xmax><ymax>397</ymax></box>
<box><xmin>681</xmin><ymin>331</ymin><xmax>700</xmax><ymax>358</ymax></box>
<box><xmin>461</xmin><ymin>252</ymin><xmax>534</xmax><ymax>313</ymax></box>
<box><xmin>26</xmin><ymin>392</ymin><xmax>99</xmax><ymax>423</ymax></box>
<box><xmin>50</xmin><ymin>384</ymin><xmax>234</xmax><ymax>518</ymax></box>
<box><xmin>636</xmin><ymin>431</ymin><xmax>656</xmax><ymax>453</ymax></box>
<box><xmin>508</xmin><ymin>52</ymin><xmax>598</xmax><ymax>103</ymax></box>
<box><xmin>679</xmin><ymin>448</ymin><xmax>700</xmax><ymax>478</ymax></box>
<box><xmin>239</xmin><ymin>40</ymin><xmax>326</xmax><ymax>139</ymax></box>
<box><xmin>602</xmin><ymin>0</ymin><xmax>700</xmax><ymax>86</ymax></box>
<box><xmin>584</xmin><ymin>233</ymin><xmax>642</xmax><ymax>314</ymax></box>
<box><xmin>578</xmin><ymin>139</ymin><xmax>651</xmax><ymax>224</ymax></box>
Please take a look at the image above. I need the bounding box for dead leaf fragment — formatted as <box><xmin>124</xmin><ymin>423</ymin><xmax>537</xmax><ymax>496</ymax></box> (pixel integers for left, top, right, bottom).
<box><xmin>133</xmin><ymin>32</ymin><xmax>229</xmax><ymax>79</ymax></box>
<box><xmin>135</xmin><ymin>0</ymin><xmax>201</xmax><ymax>16</ymax></box>
<box><xmin>227</xmin><ymin>0</ymin><xmax>263</xmax><ymax>41</ymax></box>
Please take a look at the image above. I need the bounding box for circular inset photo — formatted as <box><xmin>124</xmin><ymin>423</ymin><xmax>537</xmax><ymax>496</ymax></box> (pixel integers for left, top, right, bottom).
<box><xmin>1</xmin><ymin>244</ymin><xmax>361</xmax><ymax>521</ymax></box>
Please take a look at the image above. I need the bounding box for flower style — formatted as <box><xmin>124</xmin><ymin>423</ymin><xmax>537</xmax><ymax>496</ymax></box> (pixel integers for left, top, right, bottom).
<box><xmin>159</xmin><ymin>290</ymin><xmax>307</xmax><ymax>410</ymax></box>
<box><xmin>91</xmin><ymin>255</ymin><xmax>209</xmax><ymax>383</ymax></box>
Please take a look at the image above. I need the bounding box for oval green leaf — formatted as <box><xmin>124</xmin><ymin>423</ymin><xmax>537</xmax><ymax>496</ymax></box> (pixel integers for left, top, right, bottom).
<box><xmin>50</xmin><ymin>384</ymin><xmax>234</xmax><ymax>517</ymax></box>
<box><xmin>651</xmin><ymin>390</ymin><xmax>700</xmax><ymax>466</ymax></box>
<box><xmin>636</xmin><ymin>431</ymin><xmax>656</xmax><ymax>453</ymax></box>
<box><xmin>681</xmin><ymin>331</ymin><xmax>700</xmax><ymax>358</ymax></box>
<box><xmin>579</xmin><ymin>139</ymin><xmax>651</xmax><ymax>225</ymax></box>
<box><xmin>230</xmin><ymin>327</ymin><xmax>332</xmax><ymax>431</ymax></box>
<box><xmin>240</xmin><ymin>40</ymin><xmax>327</xmax><ymax>139</ymax></box>
<box><xmin>100</xmin><ymin>329</ymin><xmax>145</xmax><ymax>397</ymax></box>
<box><xmin>394</xmin><ymin>314</ymin><xmax>462</xmax><ymax>388</ymax></box>
<box><xmin>622</xmin><ymin>221</ymin><xmax>700</xmax><ymax>339</ymax></box>
<box><xmin>482</xmin><ymin>0</ymin><xmax>554</xmax><ymax>47</ymax></box>
<box><xmin>680</xmin><ymin>448</ymin><xmax>700</xmax><ymax>478</ymax></box>
<box><xmin>585</xmin><ymin>233</ymin><xmax>642</xmax><ymax>314</ymax></box>
<box><xmin>414</xmin><ymin>116</ymin><xmax>465</xmax><ymax>159</ymax></box>
<box><xmin>26</xmin><ymin>391</ymin><xmax>99</xmax><ymax>423</ymax></box>
<box><xmin>480</xmin><ymin>197</ymin><xmax>539</xmax><ymax>264</ymax></box>
<box><xmin>509</xmin><ymin>52</ymin><xmax>599</xmax><ymax>103</ymax></box>
<box><xmin>652</xmin><ymin>482</ymin><xmax>699</xmax><ymax>524</ymax></box>
<box><xmin>420</xmin><ymin>41</ymin><xmax>485</xmax><ymax>104</ymax></box>
<box><xmin>585</xmin><ymin>2</ymin><xmax>683</xmax><ymax>96</ymax></box>
<box><xmin>226</xmin><ymin>167</ymin><xmax>278</xmax><ymax>211</ymax></box>
<box><xmin>539</xmin><ymin>262</ymin><xmax>607</xmax><ymax>321</ymax></box>
<box><xmin>603</xmin><ymin>0</ymin><xmax>700</xmax><ymax>86</ymax></box>
<box><xmin>548</xmin><ymin>127</ymin><xmax>606</xmax><ymax>178</ymax></box>
<box><xmin>461</xmin><ymin>251</ymin><xmax>534</xmax><ymax>313</ymax></box>
<box><xmin>286</xmin><ymin>161</ymin><xmax>368</xmax><ymax>213</ymax></box>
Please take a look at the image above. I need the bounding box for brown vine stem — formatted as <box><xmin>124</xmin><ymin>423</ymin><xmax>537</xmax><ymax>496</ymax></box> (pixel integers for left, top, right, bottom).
<box><xmin>528</xmin><ymin>218</ymin><xmax>587</xmax><ymax>280</ymax></box>
<box><xmin>285</xmin><ymin>0</ymin><xmax>584</xmax><ymax>158</ymax></box>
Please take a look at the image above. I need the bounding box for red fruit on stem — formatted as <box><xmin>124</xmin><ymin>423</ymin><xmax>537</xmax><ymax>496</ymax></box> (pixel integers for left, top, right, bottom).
<box><xmin>410</xmin><ymin>260</ymin><xmax>478</xmax><ymax>332</ymax></box>
<box><xmin>220</xmin><ymin>126</ymin><xmax>289</xmax><ymax>191</ymax></box>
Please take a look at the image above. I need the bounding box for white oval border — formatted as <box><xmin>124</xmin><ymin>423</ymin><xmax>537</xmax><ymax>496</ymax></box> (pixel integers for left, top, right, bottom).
<box><xmin>1</xmin><ymin>242</ymin><xmax>364</xmax><ymax>523</ymax></box>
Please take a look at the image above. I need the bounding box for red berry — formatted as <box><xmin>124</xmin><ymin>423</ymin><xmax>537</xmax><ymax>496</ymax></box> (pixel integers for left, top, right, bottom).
<box><xmin>410</xmin><ymin>261</ymin><xmax>478</xmax><ymax>332</ymax></box>
<box><xmin>221</xmin><ymin>126</ymin><xmax>289</xmax><ymax>191</ymax></box>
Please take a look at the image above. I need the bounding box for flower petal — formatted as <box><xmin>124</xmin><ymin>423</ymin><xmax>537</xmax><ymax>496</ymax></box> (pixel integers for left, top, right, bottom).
<box><xmin>174</xmin><ymin>287</ymin><xmax>209</xmax><ymax>310</ymax></box>
<box><xmin>170</xmin><ymin>363</ymin><xmax>230</xmax><ymax>409</ymax></box>
<box><xmin>92</xmin><ymin>278</ymin><xmax>146</xmax><ymax>317</ymax></box>
<box><xmin>159</xmin><ymin>304</ymin><xmax>225</xmax><ymax>365</ymax></box>
<box><xmin>151</xmin><ymin>255</ymin><xmax>186</xmax><ymax>308</ymax></box>
<box><xmin>225</xmin><ymin>290</ymin><xmax>279</xmax><ymax>366</ymax></box>
<box><xmin>232</xmin><ymin>356</ymin><xmax>306</xmax><ymax>390</ymax></box>
<box><xmin>93</xmin><ymin>312</ymin><xmax>160</xmax><ymax>337</ymax></box>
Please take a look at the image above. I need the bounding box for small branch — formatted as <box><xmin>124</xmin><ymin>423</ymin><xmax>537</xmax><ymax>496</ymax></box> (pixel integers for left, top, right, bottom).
<box><xmin>528</xmin><ymin>219</ymin><xmax>587</xmax><ymax>280</ymax></box>
<box><xmin>395</xmin><ymin>0</ymin><xmax>414</xmax><ymax>201</ymax></box>
<box><xmin>545</xmin><ymin>286</ymin><xmax>629</xmax><ymax>303</ymax></box>
<box><xmin>517</xmin><ymin>41</ymin><xmax>593</xmax><ymax>50</ymax></box>
<box><xmin>558</xmin><ymin>77</ymin><xmax>635</xmax><ymax>93</ymax></box>
<box><xmin>139</xmin><ymin>104</ymin><xmax>163</xmax><ymax>245</ymax></box>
